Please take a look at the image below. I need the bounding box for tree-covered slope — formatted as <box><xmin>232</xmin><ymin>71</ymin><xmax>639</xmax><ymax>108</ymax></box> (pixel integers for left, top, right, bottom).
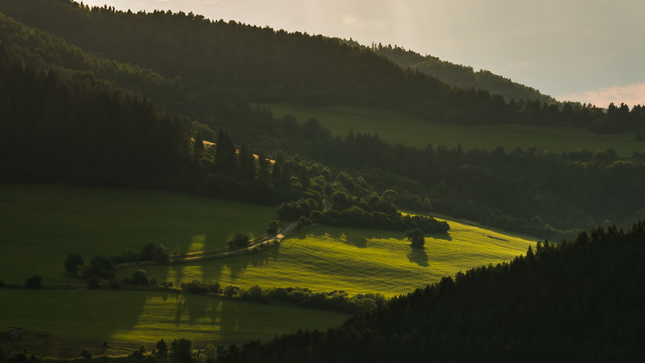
<box><xmin>0</xmin><ymin>47</ymin><xmax>191</xmax><ymax>186</ymax></box>
<box><xmin>215</xmin><ymin>221</ymin><xmax>645</xmax><ymax>362</ymax></box>
<box><xmin>373</xmin><ymin>44</ymin><xmax>556</xmax><ymax>104</ymax></box>
<box><xmin>3</xmin><ymin>0</ymin><xmax>645</xmax><ymax>136</ymax></box>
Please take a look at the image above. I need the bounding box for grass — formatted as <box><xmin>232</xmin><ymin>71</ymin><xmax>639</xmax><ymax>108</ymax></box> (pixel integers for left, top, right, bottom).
<box><xmin>1</xmin><ymin>183</ymin><xmax>535</xmax><ymax>356</ymax></box>
<box><xmin>0</xmin><ymin>184</ymin><xmax>277</xmax><ymax>284</ymax></box>
<box><xmin>260</xmin><ymin>103</ymin><xmax>645</xmax><ymax>157</ymax></box>
<box><xmin>116</xmin><ymin>220</ymin><xmax>536</xmax><ymax>298</ymax></box>
<box><xmin>0</xmin><ymin>289</ymin><xmax>350</xmax><ymax>343</ymax></box>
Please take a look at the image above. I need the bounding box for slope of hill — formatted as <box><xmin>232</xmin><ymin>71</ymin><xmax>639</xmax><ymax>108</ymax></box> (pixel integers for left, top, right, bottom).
<box><xmin>7</xmin><ymin>0</ymin><xmax>645</xmax><ymax>137</ymax></box>
<box><xmin>373</xmin><ymin>44</ymin><xmax>556</xmax><ymax>104</ymax></box>
<box><xmin>215</xmin><ymin>221</ymin><xmax>645</xmax><ymax>362</ymax></box>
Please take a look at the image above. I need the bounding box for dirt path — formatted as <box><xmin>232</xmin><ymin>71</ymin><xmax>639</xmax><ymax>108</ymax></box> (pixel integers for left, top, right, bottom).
<box><xmin>114</xmin><ymin>221</ymin><xmax>299</xmax><ymax>269</ymax></box>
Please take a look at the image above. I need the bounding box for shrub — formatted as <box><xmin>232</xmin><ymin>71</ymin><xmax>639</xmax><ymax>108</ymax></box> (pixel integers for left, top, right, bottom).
<box><xmin>25</xmin><ymin>275</ymin><xmax>42</xmax><ymax>289</ymax></box>
<box><xmin>228</xmin><ymin>233</ymin><xmax>250</xmax><ymax>249</ymax></box>
<box><xmin>80</xmin><ymin>349</ymin><xmax>92</xmax><ymax>361</ymax></box>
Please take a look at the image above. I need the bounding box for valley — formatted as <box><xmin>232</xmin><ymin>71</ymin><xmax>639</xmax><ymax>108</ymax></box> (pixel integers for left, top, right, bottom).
<box><xmin>1</xmin><ymin>1</ymin><xmax>644</xmax><ymax>360</ymax></box>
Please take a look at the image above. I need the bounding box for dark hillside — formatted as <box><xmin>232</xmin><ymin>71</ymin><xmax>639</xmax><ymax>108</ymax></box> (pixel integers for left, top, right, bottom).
<box><xmin>373</xmin><ymin>44</ymin><xmax>556</xmax><ymax>104</ymax></box>
<box><xmin>216</xmin><ymin>221</ymin><xmax>645</xmax><ymax>362</ymax></box>
<box><xmin>0</xmin><ymin>48</ymin><xmax>191</xmax><ymax>186</ymax></box>
<box><xmin>3</xmin><ymin>0</ymin><xmax>645</xmax><ymax>135</ymax></box>
<box><xmin>0</xmin><ymin>0</ymin><xmax>450</xmax><ymax>116</ymax></box>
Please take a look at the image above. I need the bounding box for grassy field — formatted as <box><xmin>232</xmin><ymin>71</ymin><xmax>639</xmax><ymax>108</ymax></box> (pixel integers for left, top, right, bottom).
<box><xmin>0</xmin><ymin>184</ymin><xmax>277</xmax><ymax>284</ymax></box>
<box><xmin>0</xmin><ymin>289</ymin><xmax>349</xmax><ymax>354</ymax></box>
<box><xmin>260</xmin><ymin>103</ymin><xmax>645</xmax><ymax>157</ymax></box>
<box><xmin>1</xmin><ymin>184</ymin><xmax>535</xmax><ymax>357</ymax></box>
<box><xmin>116</xmin><ymin>220</ymin><xmax>536</xmax><ymax>297</ymax></box>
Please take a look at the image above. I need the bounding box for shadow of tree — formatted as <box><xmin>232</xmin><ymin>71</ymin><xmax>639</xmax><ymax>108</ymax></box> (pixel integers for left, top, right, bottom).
<box><xmin>407</xmin><ymin>247</ymin><xmax>429</xmax><ymax>267</ymax></box>
<box><xmin>428</xmin><ymin>232</ymin><xmax>453</xmax><ymax>241</ymax></box>
<box><xmin>304</xmin><ymin>226</ymin><xmax>403</xmax><ymax>248</ymax></box>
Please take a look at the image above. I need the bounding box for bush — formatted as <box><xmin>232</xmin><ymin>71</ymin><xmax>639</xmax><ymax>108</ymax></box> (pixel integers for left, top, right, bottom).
<box><xmin>130</xmin><ymin>269</ymin><xmax>153</xmax><ymax>285</ymax></box>
<box><xmin>25</xmin><ymin>275</ymin><xmax>42</xmax><ymax>289</ymax></box>
<box><xmin>80</xmin><ymin>349</ymin><xmax>92</xmax><ymax>361</ymax></box>
<box><xmin>155</xmin><ymin>339</ymin><xmax>168</xmax><ymax>356</ymax></box>
<box><xmin>267</xmin><ymin>220</ymin><xmax>280</xmax><ymax>235</ymax></box>
<box><xmin>228</xmin><ymin>233</ymin><xmax>250</xmax><ymax>249</ymax></box>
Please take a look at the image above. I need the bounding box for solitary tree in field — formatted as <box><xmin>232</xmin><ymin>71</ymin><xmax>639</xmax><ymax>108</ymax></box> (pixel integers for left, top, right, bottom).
<box><xmin>64</xmin><ymin>252</ymin><xmax>84</xmax><ymax>274</ymax></box>
<box><xmin>405</xmin><ymin>228</ymin><xmax>426</xmax><ymax>248</ymax></box>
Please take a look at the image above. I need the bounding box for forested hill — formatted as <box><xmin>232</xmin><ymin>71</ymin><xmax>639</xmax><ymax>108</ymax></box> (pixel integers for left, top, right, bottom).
<box><xmin>3</xmin><ymin>0</ymin><xmax>645</xmax><ymax>136</ymax></box>
<box><xmin>216</xmin><ymin>221</ymin><xmax>645</xmax><ymax>362</ymax></box>
<box><xmin>0</xmin><ymin>47</ymin><xmax>191</xmax><ymax>186</ymax></box>
<box><xmin>0</xmin><ymin>0</ymin><xmax>449</xmax><ymax>116</ymax></box>
<box><xmin>372</xmin><ymin>43</ymin><xmax>557</xmax><ymax>104</ymax></box>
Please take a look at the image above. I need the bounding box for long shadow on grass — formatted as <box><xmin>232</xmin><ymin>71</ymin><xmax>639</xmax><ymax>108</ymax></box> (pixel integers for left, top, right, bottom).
<box><xmin>407</xmin><ymin>247</ymin><xmax>429</xmax><ymax>267</ymax></box>
<box><xmin>428</xmin><ymin>232</ymin><xmax>453</xmax><ymax>241</ymax></box>
<box><xmin>304</xmin><ymin>227</ymin><xmax>404</xmax><ymax>248</ymax></box>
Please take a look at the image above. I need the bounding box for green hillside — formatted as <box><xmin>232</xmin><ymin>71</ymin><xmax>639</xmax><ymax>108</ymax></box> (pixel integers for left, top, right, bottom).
<box><xmin>214</xmin><ymin>221</ymin><xmax>645</xmax><ymax>362</ymax></box>
<box><xmin>0</xmin><ymin>184</ymin><xmax>534</xmax><ymax>358</ymax></box>
<box><xmin>116</xmin><ymin>222</ymin><xmax>534</xmax><ymax>297</ymax></box>
<box><xmin>0</xmin><ymin>184</ymin><xmax>277</xmax><ymax>284</ymax></box>
<box><xmin>0</xmin><ymin>289</ymin><xmax>350</xmax><ymax>350</ymax></box>
<box><xmin>262</xmin><ymin>103</ymin><xmax>645</xmax><ymax>157</ymax></box>
<box><xmin>1</xmin><ymin>184</ymin><xmax>534</xmax><ymax>296</ymax></box>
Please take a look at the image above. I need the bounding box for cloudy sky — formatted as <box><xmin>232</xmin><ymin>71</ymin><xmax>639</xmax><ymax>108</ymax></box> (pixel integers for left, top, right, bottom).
<box><xmin>82</xmin><ymin>0</ymin><xmax>645</xmax><ymax>106</ymax></box>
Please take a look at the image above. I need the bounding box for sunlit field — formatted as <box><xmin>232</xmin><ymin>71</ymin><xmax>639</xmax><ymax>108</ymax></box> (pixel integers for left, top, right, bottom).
<box><xmin>1</xmin><ymin>183</ymin><xmax>535</xmax><ymax>353</ymax></box>
<box><xmin>0</xmin><ymin>184</ymin><xmax>276</xmax><ymax>284</ymax></box>
<box><xmin>117</xmin><ymin>221</ymin><xmax>536</xmax><ymax>297</ymax></box>
<box><xmin>0</xmin><ymin>289</ymin><xmax>349</xmax><ymax>343</ymax></box>
<box><xmin>261</xmin><ymin>103</ymin><xmax>645</xmax><ymax>157</ymax></box>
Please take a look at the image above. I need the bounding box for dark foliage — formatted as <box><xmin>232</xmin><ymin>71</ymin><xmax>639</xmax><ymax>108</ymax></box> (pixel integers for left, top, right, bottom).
<box><xmin>24</xmin><ymin>275</ymin><xmax>42</xmax><ymax>289</ymax></box>
<box><xmin>64</xmin><ymin>252</ymin><xmax>84</xmax><ymax>274</ymax></box>
<box><xmin>3</xmin><ymin>1</ymin><xmax>644</xmax><ymax>137</ymax></box>
<box><xmin>170</xmin><ymin>338</ymin><xmax>193</xmax><ymax>362</ymax></box>
<box><xmin>404</xmin><ymin>228</ymin><xmax>425</xmax><ymax>248</ymax></box>
<box><xmin>0</xmin><ymin>45</ymin><xmax>191</xmax><ymax>187</ymax></box>
<box><xmin>228</xmin><ymin>233</ymin><xmax>250</xmax><ymax>249</ymax></box>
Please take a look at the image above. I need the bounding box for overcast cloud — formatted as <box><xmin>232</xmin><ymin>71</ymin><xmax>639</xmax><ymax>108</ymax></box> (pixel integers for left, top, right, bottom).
<box><xmin>82</xmin><ymin>0</ymin><xmax>645</xmax><ymax>106</ymax></box>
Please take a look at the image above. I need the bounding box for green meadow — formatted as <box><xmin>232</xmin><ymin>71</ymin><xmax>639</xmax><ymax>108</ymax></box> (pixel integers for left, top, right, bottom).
<box><xmin>0</xmin><ymin>289</ymin><xmax>349</xmax><ymax>343</ymax></box>
<box><xmin>1</xmin><ymin>184</ymin><xmax>535</xmax><ymax>349</ymax></box>
<box><xmin>261</xmin><ymin>103</ymin><xmax>645</xmax><ymax>157</ymax></box>
<box><xmin>117</xmin><ymin>221</ymin><xmax>535</xmax><ymax>298</ymax></box>
<box><xmin>0</xmin><ymin>184</ymin><xmax>277</xmax><ymax>284</ymax></box>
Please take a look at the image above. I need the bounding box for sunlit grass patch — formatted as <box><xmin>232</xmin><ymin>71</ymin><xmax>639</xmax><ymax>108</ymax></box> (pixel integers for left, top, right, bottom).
<box><xmin>121</xmin><ymin>221</ymin><xmax>536</xmax><ymax>298</ymax></box>
<box><xmin>0</xmin><ymin>289</ymin><xmax>350</xmax><ymax>342</ymax></box>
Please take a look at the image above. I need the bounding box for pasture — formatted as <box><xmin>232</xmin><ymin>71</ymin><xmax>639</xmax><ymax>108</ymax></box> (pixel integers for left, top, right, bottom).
<box><xmin>0</xmin><ymin>289</ymin><xmax>350</xmax><ymax>355</ymax></box>
<box><xmin>0</xmin><ymin>184</ymin><xmax>277</xmax><ymax>284</ymax></box>
<box><xmin>260</xmin><ymin>103</ymin><xmax>645</xmax><ymax>157</ymax></box>
<box><xmin>116</xmin><ymin>220</ymin><xmax>536</xmax><ymax>298</ymax></box>
<box><xmin>1</xmin><ymin>183</ymin><xmax>535</xmax><ymax>356</ymax></box>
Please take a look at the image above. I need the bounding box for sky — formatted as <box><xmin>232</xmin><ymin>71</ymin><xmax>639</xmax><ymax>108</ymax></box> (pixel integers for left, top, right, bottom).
<box><xmin>81</xmin><ymin>0</ymin><xmax>645</xmax><ymax>107</ymax></box>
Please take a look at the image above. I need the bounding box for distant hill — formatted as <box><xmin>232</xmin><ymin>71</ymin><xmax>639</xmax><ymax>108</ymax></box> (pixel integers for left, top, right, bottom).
<box><xmin>214</xmin><ymin>221</ymin><xmax>645</xmax><ymax>362</ymax></box>
<box><xmin>371</xmin><ymin>43</ymin><xmax>557</xmax><ymax>104</ymax></box>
